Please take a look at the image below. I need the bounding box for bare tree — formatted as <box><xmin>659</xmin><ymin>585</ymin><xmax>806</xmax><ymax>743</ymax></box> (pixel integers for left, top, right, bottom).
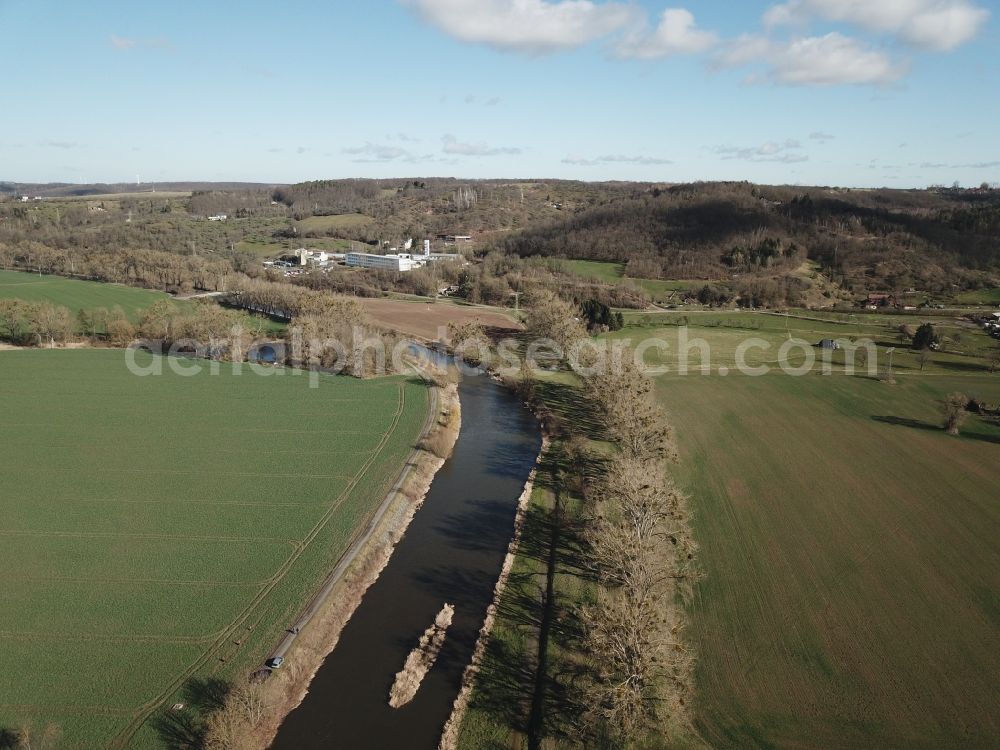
<box><xmin>917</xmin><ymin>349</ymin><xmax>932</xmax><ymax>371</ymax></box>
<box><xmin>523</xmin><ymin>288</ymin><xmax>587</xmax><ymax>357</ymax></box>
<box><xmin>15</xmin><ymin>723</ymin><xmax>61</xmax><ymax>750</ymax></box>
<box><xmin>105</xmin><ymin>306</ymin><xmax>137</xmax><ymax>347</ymax></box>
<box><xmin>942</xmin><ymin>392</ymin><xmax>970</xmax><ymax>436</ymax></box>
<box><xmin>584</xmin><ymin>361</ymin><xmax>676</xmax><ymax>461</ymax></box>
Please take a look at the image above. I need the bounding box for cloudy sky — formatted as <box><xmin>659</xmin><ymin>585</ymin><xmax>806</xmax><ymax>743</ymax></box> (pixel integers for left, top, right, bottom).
<box><xmin>1</xmin><ymin>0</ymin><xmax>997</xmax><ymax>186</ymax></box>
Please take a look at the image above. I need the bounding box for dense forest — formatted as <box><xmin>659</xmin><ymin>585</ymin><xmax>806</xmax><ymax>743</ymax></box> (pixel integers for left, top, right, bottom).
<box><xmin>488</xmin><ymin>182</ymin><xmax>1000</xmax><ymax>294</ymax></box>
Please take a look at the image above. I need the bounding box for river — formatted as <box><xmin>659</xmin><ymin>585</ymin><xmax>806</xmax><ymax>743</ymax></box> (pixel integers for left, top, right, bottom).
<box><xmin>271</xmin><ymin>370</ymin><xmax>543</xmax><ymax>749</ymax></box>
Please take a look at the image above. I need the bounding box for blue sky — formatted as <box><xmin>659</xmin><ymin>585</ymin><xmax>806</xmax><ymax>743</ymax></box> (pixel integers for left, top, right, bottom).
<box><xmin>1</xmin><ymin>0</ymin><xmax>997</xmax><ymax>187</ymax></box>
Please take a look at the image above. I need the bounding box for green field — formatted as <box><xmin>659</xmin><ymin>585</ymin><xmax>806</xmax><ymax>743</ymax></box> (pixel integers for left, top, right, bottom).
<box><xmin>616</xmin><ymin>309</ymin><xmax>1000</xmax><ymax>375</ymax></box>
<box><xmin>293</xmin><ymin>213</ymin><xmax>373</xmax><ymax>234</ymax></box>
<box><xmin>0</xmin><ymin>349</ymin><xmax>428</xmax><ymax>748</ymax></box>
<box><xmin>953</xmin><ymin>287</ymin><xmax>1000</xmax><ymax>305</ymax></box>
<box><xmin>560</xmin><ymin>259</ymin><xmax>627</xmax><ymax>283</ymax></box>
<box><xmin>630</xmin><ymin>314</ymin><xmax>1000</xmax><ymax>748</ymax></box>
<box><xmin>235</xmin><ymin>240</ymin><xmax>287</xmax><ymax>259</ymax></box>
<box><xmin>0</xmin><ymin>270</ymin><xmax>176</xmax><ymax>320</ymax></box>
<box><xmin>660</xmin><ymin>371</ymin><xmax>1000</xmax><ymax>749</ymax></box>
<box><xmin>623</xmin><ymin>312</ymin><xmax>1000</xmax><ymax>746</ymax></box>
<box><xmin>560</xmin><ymin>259</ymin><xmax>702</xmax><ymax>302</ymax></box>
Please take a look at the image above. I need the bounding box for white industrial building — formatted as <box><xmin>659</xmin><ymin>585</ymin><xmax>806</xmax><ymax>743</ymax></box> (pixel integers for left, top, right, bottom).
<box><xmin>296</xmin><ymin>248</ymin><xmax>332</xmax><ymax>266</ymax></box>
<box><xmin>346</xmin><ymin>252</ymin><xmax>417</xmax><ymax>272</ymax></box>
<box><xmin>343</xmin><ymin>237</ymin><xmax>465</xmax><ymax>273</ymax></box>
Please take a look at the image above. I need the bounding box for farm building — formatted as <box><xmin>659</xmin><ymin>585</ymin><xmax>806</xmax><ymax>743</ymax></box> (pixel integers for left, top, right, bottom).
<box><xmin>818</xmin><ymin>339</ymin><xmax>841</xmax><ymax>350</ymax></box>
<box><xmin>865</xmin><ymin>293</ymin><xmax>898</xmax><ymax>309</ymax></box>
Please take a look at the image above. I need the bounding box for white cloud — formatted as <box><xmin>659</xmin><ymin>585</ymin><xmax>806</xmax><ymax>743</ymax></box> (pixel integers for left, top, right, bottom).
<box><xmin>774</xmin><ymin>33</ymin><xmax>904</xmax><ymax>84</ymax></box>
<box><xmin>342</xmin><ymin>142</ymin><xmax>414</xmax><ymax>161</ymax></box>
<box><xmin>442</xmin><ymin>134</ymin><xmax>521</xmax><ymax>156</ymax></box>
<box><xmin>403</xmin><ymin>0</ymin><xmax>638</xmax><ymax>53</ymax></box>
<box><xmin>717</xmin><ymin>32</ymin><xmax>905</xmax><ymax>85</ymax></box>
<box><xmin>462</xmin><ymin>94</ymin><xmax>503</xmax><ymax>106</ymax></box>
<box><xmin>763</xmin><ymin>0</ymin><xmax>989</xmax><ymax>51</ymax></box>
<box><xmin>110</xmin><ymin>34</ymin><xmax>136</xmax><ymax>50</ymax></box>
<box><xmin>713</xmin><ymin>34</ymin><xmax>773</xmax><ymax>67</ymax></box>
<box><xmin>616</xmin><ymin>8</ymin><xmax>717</xmax><ymax>59</ymax></box>
<box><xmin>39</xmin><ymin>140</ymin><xmax>83</xmax><ymax>149</ymax></box>
<box><xmin>564</xmin><ymin>153</ymin><xmax>673</xmax><ymax>165</ymax></box>
<box><xmin>713</xmin><ymin>139</ymin><xmax>808</xmax><ymax>162</ymax></box>
<box><xmin>916</xmin><ymin>159</ymin><xmax>1000</xmax><ymax>168</ymax></box>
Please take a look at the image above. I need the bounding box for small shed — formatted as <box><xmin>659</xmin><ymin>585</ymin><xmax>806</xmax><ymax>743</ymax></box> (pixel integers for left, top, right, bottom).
<box><xmin>818</xmin><ymin>339</ymin><xmax>841</xmax><ymax>350</ymax></box>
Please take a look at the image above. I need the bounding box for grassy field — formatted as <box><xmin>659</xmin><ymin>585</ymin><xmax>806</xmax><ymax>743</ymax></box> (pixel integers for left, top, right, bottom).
<box><xmin>617</xmin><ymin>309</ymin><xmax>1000</xmax><ymax>375</ymax></box>
<box><xmin>621</xmin><ymin>312</ymin><xmax>1000</xmax><ymax>747</ymax></box>
<box><xmin>0</xmin><ymin>270</ymin><xmax>176</xmax><ymax>320</ymax></box>
<box><xmin>457</xmin><ymin>311</ymin><xmax>1000</xmax><ymax>749</ymax></box>
<box><xmin>560</xmin><ymin>259</ymin><xmax>627</xmax><ymax>283</ymax></box>
<box><xmin>953</xmin><ymin>287</ymin><xmax>1000</xmax><ymax>305</ymax></box>
<box><xmin>0</xmin><ymin>349</ymin><xmax>429</xmax><ymax>748</ymax></box>
<box><xmin>293</xmin><ymin>213</ymin><xmax>373</xmax><ymax>234</ymax></box>
<box><xmin>235</xmin><ymin>240</ymin><xmax>287</xmax><ymax>259</ymax></box>
<box><xmin>660</xmin><ymin>371</ymin><xmax>1000</xmax><ymax>749</ymax></box>
<box><xmin>560</xmin><ymin>259</ymin><xmax>703</xmax><ymax>302</ymax></box>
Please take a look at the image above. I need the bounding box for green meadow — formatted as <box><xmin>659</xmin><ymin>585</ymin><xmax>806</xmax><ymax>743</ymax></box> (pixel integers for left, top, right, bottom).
<box><xmin>0</xmin><ymin>349</ymin><xmax>428</xmax><ymax>748</ymax></box>
<box><xmin>661</xmin><ymin>370</ymin><xmax>1000</xmax><ymax>749</ymax></box>
<box><xmin>293</xmin><ymin>213</ymin><xmax>373</xmax><ymax>234</ymax></box>
<box><xmin>560</xmin><ymin>259</ymin><xmax>703</xmax><ymax>301</ymax></box>
<box><xmin>0</xmin><ymin>270</ymin><xmax>177</xmax><ymax>320</ymax></box>
<box><xmin>634</xmin><ymin>311</ymin><xmax>1000</xmax><ymax>746</ymax></box>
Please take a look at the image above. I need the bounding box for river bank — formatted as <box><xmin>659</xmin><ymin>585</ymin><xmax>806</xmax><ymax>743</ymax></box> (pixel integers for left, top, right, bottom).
<box><xmin>438</xmin><ymin>434</ymin><xmax>549</xmax><ymax>749</ymax></box>
<box><xmin>242</xmin><ymin>379</ymin><xmax>461</xmax><ymax>750</ymax></box>
<box><xmin>270</xmin><ymin>371</ymin><xmax>543</xmax><ymax>749</ymax></box>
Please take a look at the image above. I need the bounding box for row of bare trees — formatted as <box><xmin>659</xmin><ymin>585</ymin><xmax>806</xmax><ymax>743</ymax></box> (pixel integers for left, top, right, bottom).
<box><xmin>517</xmin><ymin>289</ymin><xmax>698</xmax><ymax>745</ymax></box>
<box><xmin>0</xmin><ymin>299</ymin><xmax>78</xmax><ymax>347</ymax></box>
<box><xmin>0</xmin><ymin>297</ymin><xmax>265</xmax><ymax>354</ymax></box>
<box><xmin>580</xmin><ymin>364</ymin><xmax>697</xmax><ymax>743</ymax></box>
<box><xmin>225</xmin><ymin>277</ymin><xmax>363</xmax><ymax>320</ymax></box>
<box><xmin>0</xmin><ymin>241</ymin><xmax>234</xmax><ymax>294</ymax></box>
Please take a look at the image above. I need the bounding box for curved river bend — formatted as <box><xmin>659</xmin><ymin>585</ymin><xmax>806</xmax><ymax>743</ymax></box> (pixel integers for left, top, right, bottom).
<box><xmin>272</xmin><ymin>372</ymin><xmax>542</xmax><ymax>749</ymax></box>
